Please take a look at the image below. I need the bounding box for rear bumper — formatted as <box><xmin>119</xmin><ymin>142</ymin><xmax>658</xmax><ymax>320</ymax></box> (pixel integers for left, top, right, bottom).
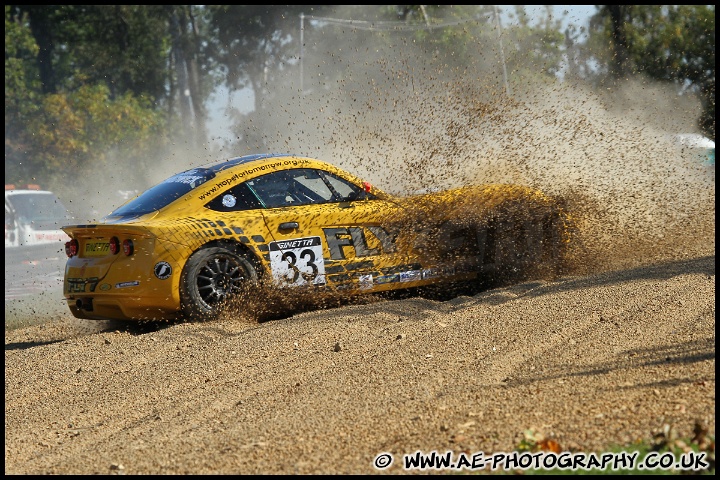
<box><xmin>67</xmin><ymin>295</ymin><xmax>181</xmax><ymax>321</ymax></box>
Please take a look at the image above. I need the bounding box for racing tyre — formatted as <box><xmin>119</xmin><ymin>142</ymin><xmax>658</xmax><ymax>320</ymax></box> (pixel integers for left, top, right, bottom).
<box><xmin>180</xmin><ymin>246</ymin><xmax>259</xmax><ymax>321</ymax></box>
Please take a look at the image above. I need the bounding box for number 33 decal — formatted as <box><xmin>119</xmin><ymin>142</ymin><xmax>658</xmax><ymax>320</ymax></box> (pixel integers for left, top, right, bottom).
<box><xmin>269</xmin><ymin>237</ymin><xmax>326</xmax><ymax>287</ymax></box>
<box><xmin>281</xmin><ymin>249</ymin><xmax>319</xmax><ymax>283</ymax></box>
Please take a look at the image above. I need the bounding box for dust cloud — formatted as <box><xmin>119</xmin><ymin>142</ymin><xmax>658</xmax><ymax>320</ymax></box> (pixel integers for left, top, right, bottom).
<box><xmin>65</xmin><ymin>7</ymin><xmax>715</xmax><ymax>276</ymax></box>
<box><xmin>223</xmin><ymin>6</ymin><xmax>714</xmax><ymax>276</ymax></box>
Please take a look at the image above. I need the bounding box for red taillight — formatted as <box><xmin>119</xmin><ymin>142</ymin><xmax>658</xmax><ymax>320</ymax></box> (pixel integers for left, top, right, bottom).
<box><xmin>65</xmin><ymin>239</ymin><xmax>79</xmax><ymax>257</ymax></box>
<box><xmin>109</xmin><ymin>236</ymin><xmax>120</xmax><ymax>255</ymax></box>
<box><xmin>122</xmin><ymin>239</ymin><xmax>134</xmax><ymax>256</ymax></box>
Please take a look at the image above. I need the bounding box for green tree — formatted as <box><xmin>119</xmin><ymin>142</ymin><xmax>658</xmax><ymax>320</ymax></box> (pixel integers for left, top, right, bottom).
<box><xmin>588</xmin><ymin>5</ymin><xmax>715</xmax><ymax>139</ymax></box>
<box><xmin>203</xmin><ymin>5</ymin><xmax>336</xmax><ymax>147</ymax></box>
<box><xmin>5</xmin><ymin>5</ymin><xmax>215</xmax><ymax>194</ymax></box>
<box><xmin>206</xmin><ymin>5</ymin><xmax>568</xmax><ymax>149</ymax></box>
<box><xmin>205</xmin><ymin>5</ymin><xmax>332</xmax><ymax>110</ymax></box>
<box><xmin>11</xmin><ymin>5</ymin><xmax>214</xmax><ymax>144</ymax></box>
<box><xmin>26</xmin><ymin>84</ymin><xmax>165</xmax><ymax>180</ymax></box>
<box><xmin>5</xmin><ymin>5</ymin><xmax>42</xmax><ymax>184</ymax></box>
<box><xmin>165</xmin><ymin>5</ymin><xmax>217</xmax><ymax>144</ymax></box>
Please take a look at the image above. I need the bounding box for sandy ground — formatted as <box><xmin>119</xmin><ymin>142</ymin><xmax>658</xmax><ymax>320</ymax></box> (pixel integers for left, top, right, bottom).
<box><xmin>4</xmin><ymin>249</ymin><xmax>715</xmax><ymax>474</ymax></box>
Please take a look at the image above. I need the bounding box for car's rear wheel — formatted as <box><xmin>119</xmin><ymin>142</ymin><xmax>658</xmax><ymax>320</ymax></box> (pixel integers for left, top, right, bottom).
<box><xmin>180</xmin><ymin>246</ymin><xmax>259</xmax><ymax>321</ymax></box>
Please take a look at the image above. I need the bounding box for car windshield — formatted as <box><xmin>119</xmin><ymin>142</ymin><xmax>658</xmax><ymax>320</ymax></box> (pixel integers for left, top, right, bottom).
<box><xmin>8</xmin><ymin>192</ymin><xmax>72</xmax><ymax>225</ymax></box>
<box><xmin>107</xmin><ymin>168</ymin><xmax>215</xmax><ymax>218</ymax></box>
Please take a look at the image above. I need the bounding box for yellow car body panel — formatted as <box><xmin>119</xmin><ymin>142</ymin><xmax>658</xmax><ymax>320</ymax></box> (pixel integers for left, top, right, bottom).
<box><xmin>63</xmin><ymin>154</ymin><xmax>569</xmax><ymax>321</ymax></box>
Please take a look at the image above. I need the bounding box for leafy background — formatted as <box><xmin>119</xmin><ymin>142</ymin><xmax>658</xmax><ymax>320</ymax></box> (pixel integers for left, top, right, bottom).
<box><xmin>4</xmin><ymin>5</ymin><xmax>715</xmax><ymax>222</ymax></box>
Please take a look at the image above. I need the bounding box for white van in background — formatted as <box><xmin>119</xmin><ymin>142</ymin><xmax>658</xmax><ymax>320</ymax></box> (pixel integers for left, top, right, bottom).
<box><xmin>5</xmin><ymin>185</ymin><xmax>74</xmax><ymax>247</ymax></box>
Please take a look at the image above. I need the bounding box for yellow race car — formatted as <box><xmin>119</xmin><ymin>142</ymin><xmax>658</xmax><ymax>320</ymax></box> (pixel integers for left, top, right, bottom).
<box><xmin>63</xmin><ymin>154</ymin><xmax>571</xmax><ymax>321</ymax></box>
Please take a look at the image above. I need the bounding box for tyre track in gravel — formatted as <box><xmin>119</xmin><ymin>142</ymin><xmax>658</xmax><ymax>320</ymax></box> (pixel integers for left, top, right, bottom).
<box><xmin>468</xmin><ymin>266</ymin><xmax>715</xmax><ymax>388</ymax></box>
<box><xmin>4</xmin><ymin>256</ymin><xmax>715</xmax><ymax>474</ymax></box>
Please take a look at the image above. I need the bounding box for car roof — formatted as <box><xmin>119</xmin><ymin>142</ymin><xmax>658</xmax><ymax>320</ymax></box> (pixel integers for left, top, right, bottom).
<box><xmin>6</xmin><ymin>189</ymin><xmax>56</xmax><ymax>197</ymax></box>
<box><xmin>200</xmin><ymin>153</ymin><xmax>293</xmax><ymax>174</ymax></box>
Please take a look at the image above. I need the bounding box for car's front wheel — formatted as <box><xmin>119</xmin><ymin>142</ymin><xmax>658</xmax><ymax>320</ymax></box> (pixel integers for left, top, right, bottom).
<box><xmin>180</xmin><ymin>246</ymin><xmax>259</xmax><ymax>321</ymax></box>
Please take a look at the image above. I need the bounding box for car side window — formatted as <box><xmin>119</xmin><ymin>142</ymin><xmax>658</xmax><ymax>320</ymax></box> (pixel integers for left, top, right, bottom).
<box><xmin>321</xmin><ymin>171</ymin><xmax>376</xmax><ymax>202</ymax></box>
<box><xmin>245</xmin><ymin>169</ymin><xmax>332</xmax><ymax>208</ymax></box>
<box><xmin>246</xmin><ymin>171</ymin><xmax>296</xmax><ymax>208</ymax></box>
<box><xmin>205</xmin><ymin>182</ymin><xmax>263</xmax><ymax>211</ymax></box>
<box><xmin>289</xmin><ymin>169</ymin><xmax>334</xmax><ymax>203</ymax></box>
<box><xmin>242</xmin><ymin>168</ymin><xmax>375</xmax><ymax>209</ymax></box>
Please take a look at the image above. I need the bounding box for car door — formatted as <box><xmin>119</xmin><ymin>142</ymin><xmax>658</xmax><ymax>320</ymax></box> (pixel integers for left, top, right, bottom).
<box><xmin>252</xmin><ymin>168</ymin><xmax>409</xmax><ymax>291</ymax></box>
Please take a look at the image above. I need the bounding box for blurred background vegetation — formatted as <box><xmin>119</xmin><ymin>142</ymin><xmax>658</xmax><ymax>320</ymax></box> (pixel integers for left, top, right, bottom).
<box><xmin>4</xmin><ymin>5</ymin><xmax>715</xmax><ymax>205</ymax></box>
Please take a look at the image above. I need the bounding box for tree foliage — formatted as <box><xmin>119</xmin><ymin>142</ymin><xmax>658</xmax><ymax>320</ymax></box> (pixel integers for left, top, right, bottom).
<box><xmin>204</xmin><ymin>6</ymin><xmax>333</xmax><ymax>107</ymax></box>
<box><xmin>203</xmin><ymin>5</ymin><xmax>568</xmax><ymax>146</ymax></box>
<box><xmin>5</xmin><ymin>5</ymin><xmax>42</xmax><ymax>182</ymax></box>
<box><xmin>4</xmin><ymin>5</ymin><xmax>211</xmax><ymax>191</ymax></box>
<box><xmin>5</xmin><ymin>4</ymin><xmax>716</xmax><ymax>193</ymax></box>
<box><xmin>588</xmin><ymin>5</ymin><xmax>715</xmax><ymax>138</ymax></box>
<box><xmin>27</xmin><ymin>84</ymin><xmax>164</xmax><ymax>175</ymax></box>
